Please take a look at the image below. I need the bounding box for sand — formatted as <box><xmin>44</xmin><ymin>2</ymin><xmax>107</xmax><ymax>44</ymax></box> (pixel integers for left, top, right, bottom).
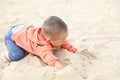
<box><xmin>0</xmin><ymin>0</ymin><xmax>120</xmax><ymax>80</ymax></box>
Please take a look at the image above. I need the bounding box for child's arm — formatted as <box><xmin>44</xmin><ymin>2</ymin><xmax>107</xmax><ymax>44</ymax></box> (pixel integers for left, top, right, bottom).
<box><xmin>35</xmin><ymin>45</ymin><xmax>64</xmax><ymax>68</ymax></box>
<box><xmin>61</xmin><ymin>40</ymin><xmax>77</xmax><ymax>53</ymax></box>
<box><xmin>34</xmin><ymin>43</ymin><xmax>60</xmax><ymax>66</ymax></box>
<box><xmin>34</xmin><ymin>43</ymin><xmax>65</xmax><ymax>68</ymax></box>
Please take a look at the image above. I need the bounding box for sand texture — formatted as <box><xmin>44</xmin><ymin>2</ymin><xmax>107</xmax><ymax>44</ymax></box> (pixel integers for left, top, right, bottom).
<box><xmin>0</xmin><ymin>0</ymin><xmax>120</xmax><ymax>80</ymax></box>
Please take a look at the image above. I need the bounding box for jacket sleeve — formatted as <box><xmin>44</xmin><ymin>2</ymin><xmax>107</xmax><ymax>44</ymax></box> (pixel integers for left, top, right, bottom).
<box><xmin>61</xmin><ymin>40</ymin><xmax>77</xmax><ymax>53</ymax></box>
<box><xmin>34</xmin><ymin>43</ymin><xmax>59</xmax><ymax>66</ymax></box>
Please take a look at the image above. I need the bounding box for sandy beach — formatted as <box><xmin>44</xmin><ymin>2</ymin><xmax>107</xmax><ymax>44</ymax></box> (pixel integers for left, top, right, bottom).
<box><xmin>0</xmin><ymin>0</ymin><xmax>120</xmax><ymax>80</ymax></box>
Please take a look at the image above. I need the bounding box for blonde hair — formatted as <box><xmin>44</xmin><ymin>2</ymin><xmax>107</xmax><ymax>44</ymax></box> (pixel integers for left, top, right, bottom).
<box><xmin>41</xmin><ymin>16</ymin><xmax>68</xmax><ymax>40</ymax></box>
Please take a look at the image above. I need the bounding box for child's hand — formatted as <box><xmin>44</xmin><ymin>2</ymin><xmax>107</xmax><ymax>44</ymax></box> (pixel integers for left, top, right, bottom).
<box><xmin>54</xmin><ymin>61</ymin><xmax>64</xmax><ymax>69</ymax></box>
<box><xmin>69</xmin><ymin>47</ymin><xmax>77</xmax><ymax>53</ymax></box>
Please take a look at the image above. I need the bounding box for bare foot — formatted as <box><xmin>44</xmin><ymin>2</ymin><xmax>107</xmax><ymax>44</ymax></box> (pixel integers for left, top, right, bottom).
<box><xmin>0</xmin><ymin>51</ymin><xmax>10</xmax><ymax>69</ymax></box>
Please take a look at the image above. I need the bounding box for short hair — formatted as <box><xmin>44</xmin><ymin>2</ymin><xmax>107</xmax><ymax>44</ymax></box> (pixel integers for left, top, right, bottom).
<box><xmin>41</xmin><ymin>16</ymin><xmax>68</xmax><ymax>40</ymax></box>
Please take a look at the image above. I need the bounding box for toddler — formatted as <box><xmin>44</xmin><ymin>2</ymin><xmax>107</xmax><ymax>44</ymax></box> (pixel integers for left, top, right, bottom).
<box><xmin>1</xmin><ymin>16</ymin><xmax>77</xmax><ymax>68</ymax></box>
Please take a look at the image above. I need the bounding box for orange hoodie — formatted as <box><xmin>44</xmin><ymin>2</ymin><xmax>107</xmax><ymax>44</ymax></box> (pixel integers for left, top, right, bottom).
<box><xmin>11</xmin><ymin>25</ymin><xmax>76</xmax><ymax>66</ymax></box>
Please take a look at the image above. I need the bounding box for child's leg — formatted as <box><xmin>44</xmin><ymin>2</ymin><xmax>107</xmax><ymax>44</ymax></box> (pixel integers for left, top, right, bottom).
<box><xmin>3</xmin><ymin>24</ymin><xmax>26</xmax><ymax>61</ymax></box>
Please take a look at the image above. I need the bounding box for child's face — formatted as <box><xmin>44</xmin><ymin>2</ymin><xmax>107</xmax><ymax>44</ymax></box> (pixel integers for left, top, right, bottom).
<box><xmin>49</xmin><ymin>32</ymin><xmax>68</xmax><ymax>47</ymax></box>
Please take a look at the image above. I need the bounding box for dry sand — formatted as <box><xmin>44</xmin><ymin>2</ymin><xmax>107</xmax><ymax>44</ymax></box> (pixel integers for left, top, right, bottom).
<box><xmin>0</xmin><ymin>0</ymin><xmax>120</xmax><ymax>80</ymax></box>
